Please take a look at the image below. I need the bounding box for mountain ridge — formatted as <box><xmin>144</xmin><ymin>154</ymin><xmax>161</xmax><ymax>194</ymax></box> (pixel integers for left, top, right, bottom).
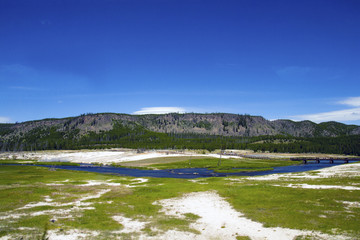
<box><xmin>2</xmin><ymin>112</ymin><xmax>359</xmax><ymax>140</ymax></box>
<box><xmin>1</xmin><ymin>112</ymin><xmax>360</xmax><ymax>154</ymax></box>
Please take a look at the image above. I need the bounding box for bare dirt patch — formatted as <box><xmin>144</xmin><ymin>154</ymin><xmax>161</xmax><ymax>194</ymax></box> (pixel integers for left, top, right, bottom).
<box><xmin>247</xmin><ymin>162</ymin><xmax>360</xmax><ymax>181</ymax></box>
<box><xmin>154</xmin><ymin>191</ymin><xmax>343</xmax><ymax>240</ymax></box>
<box><xmin>0</xmin><ymin>149</ymin><xmax>240</xmax><ymax>165</ymax></box>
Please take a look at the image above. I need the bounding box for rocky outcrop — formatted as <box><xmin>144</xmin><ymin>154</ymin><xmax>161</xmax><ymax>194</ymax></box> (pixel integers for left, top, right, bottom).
<box><xmin>1</xmin><ymin>113</ymin><xmax>359</xmax><ymax>140</ymax></box>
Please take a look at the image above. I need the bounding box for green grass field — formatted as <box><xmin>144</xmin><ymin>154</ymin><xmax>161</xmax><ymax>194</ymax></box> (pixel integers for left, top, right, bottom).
<box><xmin>117</xmin><ymin>156</ymin><xmax>214</xmax><ymax>167</ymax></box>
<box><xmin>117</xmin><ymin>156</ymin><xmax>299</xmax><ymax>173</ymax></box>
<box><xmin>0</xmin><ymin>161</ymin><xmax>359</xmax><ymax>239</ymax></box>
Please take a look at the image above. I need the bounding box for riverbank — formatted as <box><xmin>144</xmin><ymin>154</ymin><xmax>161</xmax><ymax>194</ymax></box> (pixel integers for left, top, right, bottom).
<box><xmin>1</xmin><ymin>149</ymin><xmax>355</xmax><ymax>166</ymax></box>
<box><xmin>0</xmin><ymin>149</ymin><xmax>241</xmax><ymax>165</ymax></box>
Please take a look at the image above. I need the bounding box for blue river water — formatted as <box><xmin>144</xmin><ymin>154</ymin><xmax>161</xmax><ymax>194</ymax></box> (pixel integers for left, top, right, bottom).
<box><xmin>11</xmin><ymin>160</ymin><xmax>357</xmax><ymax>179</ymax></box>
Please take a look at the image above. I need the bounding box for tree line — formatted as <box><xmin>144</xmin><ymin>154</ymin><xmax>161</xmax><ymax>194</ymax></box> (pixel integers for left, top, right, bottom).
<box><xmin>1</xmin><ymin>122</ymin><xmax>359</xmax><ymax>155</ymax></box>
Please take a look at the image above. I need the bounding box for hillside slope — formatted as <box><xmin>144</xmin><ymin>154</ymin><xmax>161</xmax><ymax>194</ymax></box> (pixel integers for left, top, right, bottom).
<box><xmin>1</xmin><ymin>113</ymin><xmax>360</xmax><ymax>153</ymax></box>
<box><xmin>1</xmin><ymin>113</ymin><xmax>360</xmax><ymax>140</ymax></box>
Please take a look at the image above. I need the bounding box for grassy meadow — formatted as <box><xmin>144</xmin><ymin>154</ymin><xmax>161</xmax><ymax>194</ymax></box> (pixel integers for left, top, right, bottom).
<box><xmin>0</xmin><ymin>158</ymin><xmax>359</xmax><ymax>239</ymax></box>
<box><xmin>117</xmin><ymin>156</ymin><xmax>300</xmax><ymax>173</ymax></box>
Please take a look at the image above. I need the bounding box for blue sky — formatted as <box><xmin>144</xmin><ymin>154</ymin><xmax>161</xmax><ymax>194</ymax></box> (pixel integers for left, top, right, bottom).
<box><xmin>1</xmin><ymin>0</ymin><xmax>360</xmax><ymax>124</ymax></box>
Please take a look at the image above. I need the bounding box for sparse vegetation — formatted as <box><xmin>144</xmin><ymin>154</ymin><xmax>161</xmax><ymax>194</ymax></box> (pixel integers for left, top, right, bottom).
<box><xmin>1</xmin><ymin>163</ymin><xmax>359</xmax><ymax>239</ymax></box>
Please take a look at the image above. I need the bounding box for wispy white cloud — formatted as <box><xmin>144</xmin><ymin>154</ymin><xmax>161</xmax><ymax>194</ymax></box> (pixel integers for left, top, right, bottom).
<box><xmin>293</xmin><ymin>108</ymin><xmax>360</xmax><ymax>123</ymax></box>
<box><xmin>291</xmin><ymin>96</ymin><xmax>360</xmax><ymax>123</ymax></box>
<box><xmin>338</xmin><ymin>96</ymin><xmax>360</xmax><ymax>107</ymax></box>
<box><xmin>0</xmin><ymin>116</ymin><xmax>11</xmax><ymax>123</ymax></box>
<box><xmin>133</xmin><ymin>107</ymin><xmax>187</xmax><ymax>115</ymax></box>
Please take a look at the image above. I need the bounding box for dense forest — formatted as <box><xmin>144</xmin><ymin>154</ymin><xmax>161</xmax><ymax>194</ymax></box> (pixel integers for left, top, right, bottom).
<box><xmin>1</xmin><ymin>121</ymin><xmax>360</xmax><ymax>155</ymax></box>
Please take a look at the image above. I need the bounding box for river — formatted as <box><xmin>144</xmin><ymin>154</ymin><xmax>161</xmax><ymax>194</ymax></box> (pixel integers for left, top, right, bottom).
<box><xmin>11</xmin><ymin>161</ymin><xmax>357</xmax><ymax>179</ymax></box>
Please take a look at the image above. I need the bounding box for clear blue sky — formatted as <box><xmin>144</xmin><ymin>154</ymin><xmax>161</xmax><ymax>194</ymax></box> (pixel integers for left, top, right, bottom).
<box><xmin>1</xmin><ymin>0</ymin><xmax>360</xmax><ymax>124</ymax></box>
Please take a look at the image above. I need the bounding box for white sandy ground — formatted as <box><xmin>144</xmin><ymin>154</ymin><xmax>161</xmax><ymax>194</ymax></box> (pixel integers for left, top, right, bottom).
<box><xmin>112</xmin><ymin>216</ymin><xmax>148</xmax><ymax>233</ymax></box>
<box><xmin>0</xmin><ymin>187</ymin><xmax>112</xmax><ymax>222</ymax></box>
<box><xmin>0</xmin><ymin>230</ymin><xmax>99</xmax><ymax>240</ymax></box>
<box><xmin>46</xmin><ymin>178</ymin><xmax>148</xmax><ymax>188</ymax></box>
<box><xmin>0</xmin><ymin>178</ymin><xmax>151</xmax><ymax>223</ymax></box>
<box><xmin>247</xmin><ymin>162</ymin><xmax>360</xmax><ymax>181</ymax></box>
<box><xmin>341</xmin><ymin>201</ymin><xmax>360</xmax><ymax>211</ymax></box>
<box><xmin>1</xmin><ymin>149</ymin><xmax>355</xmax><ymax>166</ymax></box>
<box><xmin>277</xmin><ymin>183</ymin><xmax>360</xmax><ymax>190</ymax></box>
<box><xmin>0</xmin><ymin>149</ymin><xmax>241</xmax><ymax>165</ymax></box>
<box><xmin>47</xmin><ymin>229</ymin><xmax>100</xmax><ymax>240</ymax></box>
<box><xmin>149</xmin><ymin>191</ymin><xmax>345</xmax><ymax>240</ymax></box>
<box><xmin>16</xmin><ymin>191</ymin><xmax>346</xmax><ymax>240</ymax></box>
<box><xmin>0</xmin><ymin>180</ymin><xmax>353</xmax><ymax>240</ymax></box>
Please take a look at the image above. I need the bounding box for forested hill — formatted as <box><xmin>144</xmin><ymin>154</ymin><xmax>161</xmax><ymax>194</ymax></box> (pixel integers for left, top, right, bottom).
<box><xmin>2</xmin><ymin>113</ymin><xmax>360</xmax><ymax>138</ymax></box>
<box><xmin>1</xmin><ymin>113</ymin><xmax>360</xmax><ymax>154</ymax></box>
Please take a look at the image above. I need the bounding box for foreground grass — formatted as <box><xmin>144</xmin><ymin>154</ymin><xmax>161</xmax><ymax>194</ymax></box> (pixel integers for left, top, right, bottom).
<box><xmin>222</xmin><ymin>180</ymin><xmax>360</xmax><ymax>235</ymax></box>
<box><xmin>0</xmin><ymin>164</ymin><xmax>359</xmax><ymax>239</ymax></box>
